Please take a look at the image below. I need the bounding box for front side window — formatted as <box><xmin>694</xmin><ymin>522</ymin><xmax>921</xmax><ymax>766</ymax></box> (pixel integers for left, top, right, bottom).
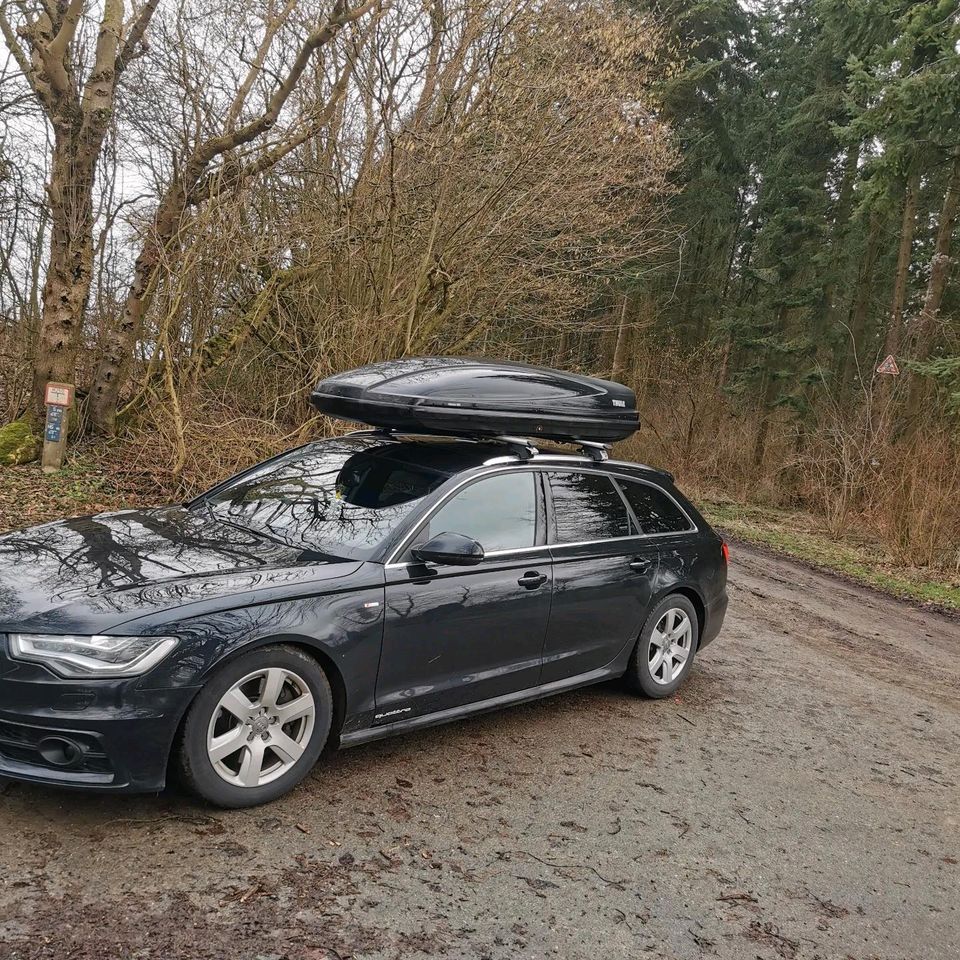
<box><xmin>547</xmin><ymin>472</ymin><xmax>631</xmax><ymax>544</ymax></box>
<box><xmin>425</xmin><ymin>471</ymin><xmax>537</xmax><ymax>553</ymax></box>
<box><xmin>617</xmin><ymin>479</ymin><xmax>692</xmax><ymax>535</ymax></box>
<box><xmin>201</xmin><ymin>439</ymin><xmax>451</xmax><ymax>558</ymax></box>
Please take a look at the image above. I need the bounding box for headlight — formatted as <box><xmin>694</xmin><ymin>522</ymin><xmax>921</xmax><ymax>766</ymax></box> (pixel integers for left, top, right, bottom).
<box><xmin>8</xmin><ymin>633</ymin><xmax>178</xmax><ymax>678</ymax></box>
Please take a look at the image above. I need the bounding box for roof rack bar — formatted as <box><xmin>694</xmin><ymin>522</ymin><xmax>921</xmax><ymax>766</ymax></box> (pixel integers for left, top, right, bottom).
<box><xmin>577</xmin><ymin>441</ymin><xmax>610</xmax><ymax>462</ymax></box>
<box><xmin>492</xmin><ymin>435</ymin><xmax>539</xmax><ymax>460</ymax></box>
<box><xmin>342</xmin><ymin>428</ymin><xmax>611</xmax><ymax>463</ymax></box>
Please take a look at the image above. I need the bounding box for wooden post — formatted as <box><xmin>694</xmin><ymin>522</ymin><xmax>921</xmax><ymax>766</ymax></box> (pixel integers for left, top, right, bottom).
<box><xmin>41</xmin><ymin>382</ymin><xmax>74</xmax><ymax>473</ymax></box>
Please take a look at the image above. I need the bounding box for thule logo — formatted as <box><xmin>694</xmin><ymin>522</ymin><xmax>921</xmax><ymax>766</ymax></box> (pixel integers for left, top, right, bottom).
<box><xmin>612</xmin><ymin>399</ymin><xmax>626</xmax><ymax>408</ymax></box>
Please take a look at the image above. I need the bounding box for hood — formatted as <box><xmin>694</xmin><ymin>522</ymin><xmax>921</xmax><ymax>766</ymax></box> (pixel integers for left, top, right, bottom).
<box><xmin>0</xmin><ymin>505</ymin><xmax>361</xmax><ymax>634</ymax></box>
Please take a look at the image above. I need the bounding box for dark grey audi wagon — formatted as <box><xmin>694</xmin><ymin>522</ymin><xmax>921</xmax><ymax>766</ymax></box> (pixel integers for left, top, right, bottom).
<box><xmin>0</xmin><ymin>361</ymin><xmax>728</xmax><ymax>807</ymax></box>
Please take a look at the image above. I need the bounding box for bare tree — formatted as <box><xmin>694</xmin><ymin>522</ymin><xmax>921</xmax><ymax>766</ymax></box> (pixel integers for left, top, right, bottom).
<box><xmin>0</xmin><ymin>0</ymin><xmax>159</xmax><ymax>429</ymax></box>
<box><xmin>87</xmin><ymin>0</ymin><xmax>381</xmax><ymax>434</ymax></box>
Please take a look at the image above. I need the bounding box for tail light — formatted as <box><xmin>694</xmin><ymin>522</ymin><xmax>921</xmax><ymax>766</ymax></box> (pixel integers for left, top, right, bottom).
<box><xmin>721</xmin><ymin>541</ymin><xmax>730</xmax><ymax>564</ymax></box>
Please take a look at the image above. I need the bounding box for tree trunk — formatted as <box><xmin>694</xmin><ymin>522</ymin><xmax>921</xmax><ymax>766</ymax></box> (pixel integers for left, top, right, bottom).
<box><xmin>680</xmin><ymin>217</ymin><xmax>707</xmax><ymax>338</ymax></box>
<box><xmin>875</xmin><ymin>167</ymin><xmax>920</xmax><ymax>414</ymax></box>
<box><xmin>28</xmin><ymin>127</ymin><xmax>96</xmax><ymax>423</ymax></box>
<box><xmin>751</xmin><ymin>367</ymin><xmax>778</xmax><ymax>470</ymax></box>
<box><xmin>610</xmin><ymin>296</ymin><xmax>629</xmax><ymax>382</ymax></box>
<box><xmin>717</xmin><ymin>333</ymin><xmax>732</xmax><ymax>388</ymax></box>
<box><xmin>839</xmin><ymin>210</ymin><xmax>882</xmax><ymax>397</ymax></box>
<box><xmin>1</xmin><ymin>0</ymin><xmax>155</xmax><ymax>439</ymax></box>
<box><xmin>87</xmin><ymin>188</ymin><xmax>185</xmax><ymax>434</ymax></box>
<box><xmin>882</xmin><ymin>169</ymin><xmax>920</xmax><ymax>363</ymax></box>
<box><xmin>905</xmin><ymin>153</ymin><xmax>960</xmax><ymax>418</ymax></box>
<box><xmin>719</xmin><ymin>189</ymin><xmax>745</xmax><ymax>308</ymax></box>
<box><xmin>819</xmin><ymin>143</ymin><xmax>860</xmax><ymax>359</ymax></box>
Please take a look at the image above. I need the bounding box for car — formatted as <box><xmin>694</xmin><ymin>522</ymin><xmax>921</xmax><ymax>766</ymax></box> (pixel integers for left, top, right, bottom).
<box><xmin>0</xmin><ymin>363</ymin><xmax>728</xmax><ymax>808</ymax></box>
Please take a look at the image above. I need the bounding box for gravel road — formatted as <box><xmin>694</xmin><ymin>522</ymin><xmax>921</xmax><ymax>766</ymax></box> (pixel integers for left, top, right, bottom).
<box><xmin>1</xmin><ymin>541</ymin><xmax>957</xmax><ymax>960</ymax></box>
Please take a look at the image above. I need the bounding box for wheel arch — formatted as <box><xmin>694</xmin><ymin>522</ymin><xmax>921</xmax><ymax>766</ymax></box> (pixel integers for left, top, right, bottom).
<box><xmin>238</xmin><ymin>633</ymin><xmax>348</xmax><ymax>748</ymax></box>
<box><xmin>171</xmin><ymin>633</ymin><xmax>349</xmax><ymax>768</ymax></box>
<box><xmin>651</xmin><ymin>584</ymin><xmax>706</xmax><ymax>643</ymax></box>
<box><xmin>274</xmin><ymin>637</ymin><xmax>348</xmax><ymax>750</ymax></box>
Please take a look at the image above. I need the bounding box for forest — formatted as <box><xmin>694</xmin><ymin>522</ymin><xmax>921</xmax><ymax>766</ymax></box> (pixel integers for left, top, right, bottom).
<box><xmin>0</xmin><ymin>0</ymin><xmax>958</xmax><ymax>594</ymax></box>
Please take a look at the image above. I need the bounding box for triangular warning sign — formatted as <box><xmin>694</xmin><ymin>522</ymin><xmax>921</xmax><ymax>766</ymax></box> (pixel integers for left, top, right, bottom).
<box><xmin>876</xmin><ymin>354</ymin><xmax>900</xmax><ymax>376</ymax></box>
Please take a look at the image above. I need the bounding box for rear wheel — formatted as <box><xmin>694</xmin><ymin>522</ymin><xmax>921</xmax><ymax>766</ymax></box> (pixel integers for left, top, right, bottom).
<box><xmin>177</xmin><ymin>645</ymin><xmax>332</xmax><ymax>808</ymax></box>
<box><xmin>627</xmin><ymin>594</ymin><xmax>699</xmax><ymax>698</ymax></box>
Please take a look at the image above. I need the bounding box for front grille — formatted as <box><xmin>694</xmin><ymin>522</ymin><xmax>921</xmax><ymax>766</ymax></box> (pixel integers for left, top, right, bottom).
<box><xmin>0</xmin><ymin>719</ymin><xmax>114</xmax><ymax>777</ymax></box>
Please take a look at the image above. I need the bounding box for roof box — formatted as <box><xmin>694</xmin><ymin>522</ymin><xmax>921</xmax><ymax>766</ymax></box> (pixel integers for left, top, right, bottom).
<box><xmin>310</xmin><ymin>358</ymin><xmax>638</xmax><ymax>444</ymax></box>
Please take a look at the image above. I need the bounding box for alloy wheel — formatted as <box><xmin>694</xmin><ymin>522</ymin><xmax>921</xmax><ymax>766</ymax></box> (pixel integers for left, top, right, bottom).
<box><xmin>206</xmin><ymin>667</ymin><xmax>316</xmax><ymax>787</ymax></box>
<box><xmin>648</xmin><ymin>608</ymin><xmax>692</xmax><ymax>685</ymax></box>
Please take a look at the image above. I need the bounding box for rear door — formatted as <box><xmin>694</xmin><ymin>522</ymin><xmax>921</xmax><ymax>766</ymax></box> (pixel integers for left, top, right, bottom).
<box><xmin>540</xmin><ymin>470</ymin><xmax>659</xmax><ymax>684</ymax></box>
<box><xmin>616</xmin><ymin>474</ymin><xmax>702</xmax><ymax>621</ymax></box>
<box><xmin>376</xmin><ymin>470</ymin><xmax>552</xmax><ymax>721</ymax></box>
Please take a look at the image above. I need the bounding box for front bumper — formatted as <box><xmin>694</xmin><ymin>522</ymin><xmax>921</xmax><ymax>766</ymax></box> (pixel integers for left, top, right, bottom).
<box><xmin>0</xmin><ymin>653</ymin><xmax>198</xmax><ymax>793</ymax></box>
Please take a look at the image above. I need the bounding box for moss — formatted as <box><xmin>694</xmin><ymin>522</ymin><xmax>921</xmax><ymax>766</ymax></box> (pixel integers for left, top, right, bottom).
<box><xmin>0</xmin><ymin>420</ymin><xmax>39</xmax><ymax>466</ymax></box>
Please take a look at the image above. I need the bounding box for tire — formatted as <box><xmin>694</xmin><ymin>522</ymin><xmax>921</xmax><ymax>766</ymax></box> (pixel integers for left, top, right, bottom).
<box><xmin>627</xmin><ymin>594</ymin><xmax>699</xmax><ymax>699</ymax></box>
<box><xmin>176</xmin><ymin>644</ymin><xmax>332</xmax><ymax>808</ymax></box>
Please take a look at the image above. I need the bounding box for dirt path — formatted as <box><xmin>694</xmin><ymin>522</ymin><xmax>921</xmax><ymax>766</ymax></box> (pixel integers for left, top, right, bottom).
<box><xmin>1</xmin><ymin>542</ymin><xmax>957</xmax><ymax>959</ymax></box>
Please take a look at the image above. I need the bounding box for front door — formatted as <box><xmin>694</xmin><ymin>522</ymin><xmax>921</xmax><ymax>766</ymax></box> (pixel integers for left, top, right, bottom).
<box><xmin>376</xmin><ymin>470</ymin><xmax>551</xmax><ymax>722</ymax></box>
<box><xmin>540</xmin><ymin>470</ymin><xmax>659</xmax><ymax>683</ymax></box>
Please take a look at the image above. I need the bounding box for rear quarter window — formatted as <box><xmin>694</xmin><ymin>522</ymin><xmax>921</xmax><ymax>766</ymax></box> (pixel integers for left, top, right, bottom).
<box><xmin>617</xmin><ymin>478</ymin><xmax>693</xmax><ymax>535</ymax></box>
<box><xmin>546</xmin><ymin>472</ymin><xmax>632</xmax><ymax>543</ymax></box>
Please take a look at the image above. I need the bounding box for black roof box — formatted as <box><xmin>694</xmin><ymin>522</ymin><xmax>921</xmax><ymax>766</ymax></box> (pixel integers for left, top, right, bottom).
<box><xmin>310</xmin><ymin>358</ymin><xmax>638</xmax><ymax>444</ymax></box>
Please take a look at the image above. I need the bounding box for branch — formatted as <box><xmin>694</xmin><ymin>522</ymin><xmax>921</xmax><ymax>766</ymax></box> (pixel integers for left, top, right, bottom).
<box><xmin>187</xmin><ymin>53</ymin><xmax>358</xmax><ymax>206</ymax></box>
<box><xmin>116</xmin><ymin>0</ymin><xmax>159</xmax><ymax>74</ymax></box>
<box><xmin>195</xmin><ymin>0</ymin><xmax>381</xmax><ymax>166</ymax></box>
<box><xmin>186</xmin><ymin>125</ymin><xmax>312</xmax><ymax>206</ymax></box>
<box><xmin>224</xmin><ymin>0</ymin><xmax>299</xmax><ymax>132</ymax></box>
<box><xmin>45</xmin><ymin>0</ymin><xmax>83</xmax><ymax>62</ymax></box>
<box><xmin>79</xmin><ymin>0</ymin><xmax>123</xmax><ymax>130</ymax></box>
<box><xmin>38</xmin><ymin>0</ymin><xmax>83</xmax><ymax>94</ymax></box>
<box><xmin>0</xmin><ymin>11</ymin><xmax>25</xmax><ymax>70</ymax></box>
<box><xmin>0</xmin><ymin>7</ymin><xmax>46</xmax><ymax>104</ymax></box>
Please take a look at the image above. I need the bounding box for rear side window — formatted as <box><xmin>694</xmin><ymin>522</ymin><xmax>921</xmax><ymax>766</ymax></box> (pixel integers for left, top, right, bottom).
<box><xmin>617</xmin><ymin>479</ymin><xmax>692</xmax><ymax>535</ymax></box>
<box><xmin>547</xmin><ymin>472</ymin><xmax>631</xmax><ymax>543</ymax></box>
<box><xmin>426</xmin><ymin>471</ymin><xmax>537</xmax><ymax>552</ymax></box>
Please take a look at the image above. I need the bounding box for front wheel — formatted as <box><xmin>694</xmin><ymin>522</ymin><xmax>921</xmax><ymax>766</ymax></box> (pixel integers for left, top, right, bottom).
<box><xmin>176</xmin><ymin>645</ymin><xmax>332</xmax><ymax>808</ymax></box>
<box><xmin>627</xmin><ymin>594</ymin><xmax>699</xmax><ymax>698</ymax></box>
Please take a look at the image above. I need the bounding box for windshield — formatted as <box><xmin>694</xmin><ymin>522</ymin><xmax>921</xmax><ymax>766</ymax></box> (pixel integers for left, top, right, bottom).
<box><xmin>200</xmin><ymin>438</ymin><xmax>453</xmax><ymax>558</ymax></box>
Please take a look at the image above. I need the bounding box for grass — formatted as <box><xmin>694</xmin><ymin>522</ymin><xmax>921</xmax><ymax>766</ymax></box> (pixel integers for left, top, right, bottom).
<box><xmin>704</xmin><ymin>499</ymin><xmax>960</xmax><ymax>611</ymax></box>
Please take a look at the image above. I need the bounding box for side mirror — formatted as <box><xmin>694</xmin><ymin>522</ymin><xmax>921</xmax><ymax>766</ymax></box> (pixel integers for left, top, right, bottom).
<box><xmin>412</xmin><ymin>532</ymin><xmax>484</xmax><ymax>567</ymax></box>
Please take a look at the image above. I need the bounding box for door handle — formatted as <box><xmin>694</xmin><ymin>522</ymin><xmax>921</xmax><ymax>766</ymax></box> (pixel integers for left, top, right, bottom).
<box><xmin>628</xmin><ymin>557</ymin><xmax>652</xmax><ymax>573</ymax></box>
<box><xmin>517</xmin><ymin>571</ymin><xmax>548</xmax><ymax>589</ymax></box>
